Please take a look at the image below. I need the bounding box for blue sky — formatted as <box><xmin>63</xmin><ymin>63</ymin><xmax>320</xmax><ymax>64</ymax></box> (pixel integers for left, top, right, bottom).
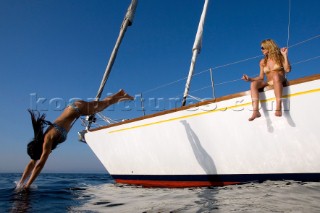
<box><xmin>0</xmin><ymin>0</ymin><xmax>319</xmax><ymax>173</ymax></box>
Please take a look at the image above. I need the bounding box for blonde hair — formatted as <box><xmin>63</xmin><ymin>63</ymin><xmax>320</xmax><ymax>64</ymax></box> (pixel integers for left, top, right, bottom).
<box><xmin>261</xmin><ymin>39</ymin><xmax>284</xmax><ymax>66</ymax></box>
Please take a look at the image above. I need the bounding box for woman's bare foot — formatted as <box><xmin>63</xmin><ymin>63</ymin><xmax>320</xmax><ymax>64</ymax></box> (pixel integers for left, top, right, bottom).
<box><xmin>118</xmin><ymin>89</ymin><xmax>134</xmax><ymax>101</ymax></box>
<box><xmin>275</xmin><ymin>110</ymin><xmax>282</xmax><ymax>117</ymax></box>
<box><xmin>248</xmin><ymin>111</ymin><xmax>261</xmax><ymax>121</ymax></box>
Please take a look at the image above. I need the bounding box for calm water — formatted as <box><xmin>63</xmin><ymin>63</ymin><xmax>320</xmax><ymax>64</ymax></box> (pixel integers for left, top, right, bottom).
<box><xmin>1</xmin><ymin>173</ymin><xmax>320</xmax><ymax>212</ymax></box>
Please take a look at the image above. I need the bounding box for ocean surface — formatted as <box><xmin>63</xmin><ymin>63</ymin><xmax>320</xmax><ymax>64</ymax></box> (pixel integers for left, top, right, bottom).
<box><xmin>1</xmin><ymin>173</ymin><xmax>320</xmax><ymax>213</ymax></box>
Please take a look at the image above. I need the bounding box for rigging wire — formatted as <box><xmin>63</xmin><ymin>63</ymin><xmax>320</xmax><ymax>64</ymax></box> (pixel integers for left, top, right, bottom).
<box><xmin>166</xmin><ymin>0</ymin><xmax>292</xmax><ymax>97</ymax></box>
<box><xmin>143</xmin><ymin>77</ymin><xmax>187</xmax><ymax>94</ymax></box>
<box><xmin>186</xmin><ymin>54</ymin><xmax>320</xmax><ymax>95</ymax></box>
<box><xmin>287</xmin><ymin>0</ymin><xmax>291</xmax><ymax>48</ymax></box>
<box><xmin>188</xmin><ymin>77</ymin><xmax>243</xmax><ymax>94</ymax></box>
<box><xmin>170</xmin><ymin>53</ymin><xmax>320</xmax><ymax>98</ymax></box>
<box><xmin>141</xmin><ymin>34</ymin><xmax>320</xmax><ymax>96</ymax></box>
<box><xmin>288</xmin><ymin>34</ymin><xmax>320</xmax><ymax>48</ymax></box>
<box><xmin>93</xmin><ymin>0</ymin><xmax>318</xmax><ymax>125</ymax></box>
<box><xmin>95</xmin><ymin>52</ymin><xmax>319</xmax><ymax>125</ymax></box>
<box><xmin>291</xmin><ymin>55</ymin><xmax>320</xmax><ymax>65</ymax></box>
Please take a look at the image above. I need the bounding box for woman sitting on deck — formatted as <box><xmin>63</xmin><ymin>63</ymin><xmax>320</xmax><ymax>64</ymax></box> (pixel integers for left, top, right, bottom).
<box><xmin>242</xmin><ymin>39</ymin><xmax>291</xmax><ymax>121</ymax></box>
<box><xmin>17</xmin><ymin>89</ymin><xmax>133</xmax><ymax>189</ymax></box>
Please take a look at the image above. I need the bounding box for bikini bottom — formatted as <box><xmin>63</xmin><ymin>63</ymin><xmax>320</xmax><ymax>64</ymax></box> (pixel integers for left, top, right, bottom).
<box><xmin>52</xmin><ymin>123</ymin><xmax>67</xmax><ymax>143</ymax></box>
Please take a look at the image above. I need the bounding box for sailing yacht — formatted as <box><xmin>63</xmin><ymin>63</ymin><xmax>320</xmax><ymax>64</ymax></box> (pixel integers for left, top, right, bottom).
<box><xmin>81</xmin><ymin>0</ymin><xmax>320</xmax><ymax>187</ymax></box>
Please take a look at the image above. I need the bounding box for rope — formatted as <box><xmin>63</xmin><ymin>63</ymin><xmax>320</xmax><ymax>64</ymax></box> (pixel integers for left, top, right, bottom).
<box><xmin>286</xmin><ymin>0</ymin><xmax>291</xmax><ymax>48</ymax></box>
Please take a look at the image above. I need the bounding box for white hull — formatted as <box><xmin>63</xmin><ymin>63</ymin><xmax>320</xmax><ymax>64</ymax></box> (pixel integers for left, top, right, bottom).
<box><xmin>85</xmin><ymin>75</ymin><xmax>320</xmax><ymax>187</ymax></box>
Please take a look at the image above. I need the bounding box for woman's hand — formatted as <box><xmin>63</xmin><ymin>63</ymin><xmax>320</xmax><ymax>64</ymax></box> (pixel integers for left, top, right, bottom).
<box><xmin>281</xmin><ymin>47</ymin><xmax>288</xmax><ymax>56</ymax></box>
<box><xmin>242</xmin><ymin>74</ymin><xmax>251</xmax><ymax>82</ymax></box>
<box><xmin>15</xmin><ymin>182</ymin><xmax>24</xmax><ymax>192</ymax></box>
<box><xmin>281</xmin><ymin>47</ymin><xmax>291</xmax><ymax>72</ymax></box>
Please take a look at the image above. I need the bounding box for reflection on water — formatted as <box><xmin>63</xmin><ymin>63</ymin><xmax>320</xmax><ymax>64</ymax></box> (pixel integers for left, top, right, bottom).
<box><xmin>74</xmin><ymin>181</ymin><xmax>320</xmax><ymax>213</ymax></box>
<box><xmin>10</xmin><ymin>189</ymin><xmax>32</xmax><ymax>213</ymax></box>
<box><xmin>74</xmin><ymin>183</ymin><xmax>209</xmax><ymax>212</ymax></box>
<box><xmin>1</xmin><ymin>174</ymin><xmax>320</xmax><ymax>213</ymax></box>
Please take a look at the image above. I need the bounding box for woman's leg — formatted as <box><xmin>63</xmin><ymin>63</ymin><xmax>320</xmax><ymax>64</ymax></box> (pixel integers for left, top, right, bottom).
<box><xmin>272</xmin><ymin>73</ymin><xmax>285</xmax><ymax>117</ymax></box>
<box><xmin>17</xmin><ymin>160</ymin><xmax>36</xmax><ymax>189</ymax></box>
<box><xmin>249</xmin><ymin>80</ymin><xmax>267</xmax><ymax>121</ymax></box>
<box><xmin>76</xmin><ymin>89</ymin><xmax>134</xmax><ymax>115</ymax></box>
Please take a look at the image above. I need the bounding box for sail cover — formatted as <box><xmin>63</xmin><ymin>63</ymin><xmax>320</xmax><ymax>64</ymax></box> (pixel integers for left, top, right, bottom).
<box><xmin>95</xmin><ymin>0</ymin><xmax>138</xmax><ymax>100</ymax></box>
<box><xmin>182</xmin><ymin>0</ymin><xmax>209</xmax><ymax>106</ymax></box>
<box><xmin>124</xmin><ymin>0</ymin><xmax>138</xmax><ymax>26</ymax></box>
<box><xmin>193</xmin><ymin>0</ymin><xmax>209</xmax><ymax>53</ymax></box>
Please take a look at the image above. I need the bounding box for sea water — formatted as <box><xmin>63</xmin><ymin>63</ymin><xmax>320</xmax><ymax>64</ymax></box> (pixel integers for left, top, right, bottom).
<box><xmin>1</xmin><ymin>173</ymin><xmax>319</xmax><ymax>213</ymax></box>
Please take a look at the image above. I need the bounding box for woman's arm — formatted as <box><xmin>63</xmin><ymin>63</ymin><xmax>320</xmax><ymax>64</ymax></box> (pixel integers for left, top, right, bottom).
<box><xmin>281</xmin><ymin>47</ymin><xmax>291</xmax><ymax>72</ymax></box>
<box><xmin>24</xmin><ymin>140</ymin><xmax>52</xmax><ymax>188</ymax></box>
<box><xmin>242</xmin><ymin>59</ymin><xmax>265</xmax><ymax>82</ymax></box>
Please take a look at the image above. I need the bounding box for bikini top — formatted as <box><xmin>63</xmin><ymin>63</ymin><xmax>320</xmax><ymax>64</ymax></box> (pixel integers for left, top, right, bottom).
<box><xmin>263</xmin><ymin>63</ymin><xmax>283</xmax><ymax>74</ymax></box>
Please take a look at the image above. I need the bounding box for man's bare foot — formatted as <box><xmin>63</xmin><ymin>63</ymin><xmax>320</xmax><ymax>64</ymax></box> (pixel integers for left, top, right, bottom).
<box><xmin>248</xmin><ymin>111</ymin><xmax>261</xmax><ymax>121</ymax></box>
<box><xmin>275</xmin><ymin>110</ymin><xmax>282</xmax><ymax>117</ymax></box>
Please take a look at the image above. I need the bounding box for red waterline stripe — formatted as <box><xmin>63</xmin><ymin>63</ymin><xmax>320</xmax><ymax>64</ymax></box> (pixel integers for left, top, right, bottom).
<box><xmin>115</xmin><ymin>179</ymin><xmax>240</xmax><ymax>188</ymax></box>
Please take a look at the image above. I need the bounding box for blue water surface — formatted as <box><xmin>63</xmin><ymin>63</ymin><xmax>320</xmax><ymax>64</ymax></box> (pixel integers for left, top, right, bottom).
<box><xmin>1</xmin><ymin>173</ymin><xmax>320</xmax><ymax>212</ymax></box>
<box><xmin>0</xmin><ymin>173</ymin><xmax>112</xmax><ymax>212</ymax></box>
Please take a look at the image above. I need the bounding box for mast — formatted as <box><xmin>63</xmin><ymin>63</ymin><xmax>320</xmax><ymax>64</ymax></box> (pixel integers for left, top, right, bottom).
<box><xmin>96</xmin><ymin>0</ymin><xmax>138</xmax><ymax>100</ymax></box>
<box><xmin>182</xmin><ymin>0</ymin><xmax>209</xmax><ymax>106</ymax></box>
<box><xmin>86</xmin><ymin>0</ymin><xmax>138</xmax><ymax>130</ymax></box>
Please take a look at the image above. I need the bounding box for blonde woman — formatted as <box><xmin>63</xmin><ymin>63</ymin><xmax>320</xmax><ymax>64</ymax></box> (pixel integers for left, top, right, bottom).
<box><xmin>242</xmin><ymin>39</ymin><xmax>291</xmax><ymax>121</ymax></box>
